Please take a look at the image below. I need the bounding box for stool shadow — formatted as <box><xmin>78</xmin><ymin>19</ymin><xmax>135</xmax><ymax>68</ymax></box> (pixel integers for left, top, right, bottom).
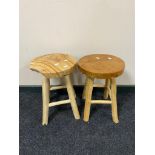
<box><xmin>48</xmin><ymin>86</ymin><xmax>127</xmax><ymax>122</ymax></box>
<box><xmin>48</xmin><ymin>108</ymin><xmax>59</xmax><ymax>122</ymax></box>
<box><xmin>48</xmin><ymin>87</ymin><xmax>84</xmax><ymax>121</ymax></box>
<box><xmin>90</xmin><ymin>105</ymin><xmax>112</xmax><ymax>121</ymax></box>
<box><xmin>89</xmin><ymin>87</ymin><xmax>112</xmax><ymax>121</ymax></box>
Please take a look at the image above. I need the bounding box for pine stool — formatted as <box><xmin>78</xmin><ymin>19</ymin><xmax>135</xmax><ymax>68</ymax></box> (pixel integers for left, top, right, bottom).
<box><xmin>78</xmin><ymin>54</ymin><xmax>125</xmax><ymax>123</ymax></box>
<box><xmin>30</xmin><ymin>53</ymin><xmax>80</xmax><ymax>125</ymax></box>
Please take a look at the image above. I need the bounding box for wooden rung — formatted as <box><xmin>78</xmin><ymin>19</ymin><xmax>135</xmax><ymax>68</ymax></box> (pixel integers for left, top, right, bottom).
<box><xmin>93</xmin><ymin>84</ymin><xmax>105</xmax><ymax>88</ymax></box>
<box><xmin>49</xmin><ymin>99</ymin><xmax>70</xmax><ymax>107</ymax></box>
<box><xmin>50</xmin><ymin>85</ymin><xmax>66</xmax><ymax>91</ymax></box>
<box><xmin>91</xmin><ymin>100</ymin><xmax>112</xmax><ymax>104</ymax></box>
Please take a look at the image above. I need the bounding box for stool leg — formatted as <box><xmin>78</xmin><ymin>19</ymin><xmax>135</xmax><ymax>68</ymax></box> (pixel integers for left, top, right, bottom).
<box><xmin>65</xmin><ymin>75</ymin><xmax>80</xmax><ymax>120</ymax></box>
<box><xmin>111</xmin><ymin>78</ymin><xmax>119</xmax><ymax>123</ymax></box>
<box><xmin>73</xmin><ymin>86</ymin><xmax>76</xmax><ymax>98</ymax></box>
<box><xmin>104</xmin><ymin>79</ymin><xmax>110</xmax><ymax>99</ymax></box>
<box><xmin>83</xmin><ymin>77</ymin><xmax>94</xmax><ymax>122</ymax></box>
<box><xmin>42</xmin><ymin>77</ymin><xmax>50</xmax><ymax>125</ymax></box>
<box><xmin>82</xmin><ymin>77</ymin><xmax>89</xmax><ymax>99</ymax></box>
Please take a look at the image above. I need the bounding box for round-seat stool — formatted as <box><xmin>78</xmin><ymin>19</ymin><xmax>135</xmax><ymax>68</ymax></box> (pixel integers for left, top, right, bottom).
<box><xmin>30</xmin><ymin>53</ymin><xmax>80</xmax><ymax>125</ymax></box>
<box><xmin>78</xmin><ymin>54</ymin><xmax>125</xmax><ymax>123</ymax></box>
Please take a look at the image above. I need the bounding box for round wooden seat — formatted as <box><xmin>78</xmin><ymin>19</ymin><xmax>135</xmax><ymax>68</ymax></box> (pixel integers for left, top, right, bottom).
<box><xmin>30</xmin><ymin>53</ymin><xmax>77</xmax><ymax>78</ymax></box>
<box><xmin>78</xmin><ymin>54</ymin><xmax>125</xmax><ymax>79</ymax></box>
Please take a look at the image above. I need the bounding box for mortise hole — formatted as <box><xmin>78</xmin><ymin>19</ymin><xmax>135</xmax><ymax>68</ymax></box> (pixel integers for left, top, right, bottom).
<box><xmin>96</xmin><ymin>57</ymin><xmax>100</xmax><ymax>60</ymax></box>
<box><xmin>54</xmin><ymin>63</ymin><xmax>59</xmax><ymax>66</ymax></box>
<box><xmin>107</xmin><ymin>57</ymin><xmax>112</xmax><ymax>60</ymax></box>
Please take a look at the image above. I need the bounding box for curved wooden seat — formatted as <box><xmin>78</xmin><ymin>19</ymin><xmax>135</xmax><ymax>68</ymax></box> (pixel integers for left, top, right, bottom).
<box><xmin>78</xmin><ymin>54</ymin><xmax>125</xmax><ymax>79</ymax></box>
<box><xmin>30</xmin><ymin>53</ymin><xmax>77</xmax><ymax>78</ymax></box>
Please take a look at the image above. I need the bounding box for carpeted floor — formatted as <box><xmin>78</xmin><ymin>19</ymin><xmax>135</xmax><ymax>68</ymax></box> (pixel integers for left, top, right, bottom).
<box><xmin>19</xmin><ymin>86</ymin><xmax>135</xmax><ymax>155</ymax></box>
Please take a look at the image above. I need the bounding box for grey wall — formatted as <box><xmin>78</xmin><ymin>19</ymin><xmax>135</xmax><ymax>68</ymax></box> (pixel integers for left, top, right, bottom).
<box><xmin>20</xmin><ymin>0</ymin><xmax>135</xmax><ymax>85</ymax></box>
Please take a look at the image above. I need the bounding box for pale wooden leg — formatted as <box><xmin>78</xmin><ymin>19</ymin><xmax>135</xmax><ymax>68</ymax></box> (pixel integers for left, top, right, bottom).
<box><xmin>65</xmin><ymin>75</ymin><xmax>80</xmax><ymax>119</ymax></box>
<box><xmin>104</xmin><ymin>79</ymin><xmax>110</xmax><ymax>99</ymax></box>
<box><xmin>82</xmin><ymin>77</ymin><xmax>89</xmax><ymax>99</ymax></box>
<box><xmin>42</xmin><ymin>77</ymin><xmax>50</xmax><ymax>125</ymax></box>
<box><xmin>73</xmin><ymin>86</ymin><xmax>76</xmax><ymax>98</ymax></box>
<box><xmin>111</xmin><ymin>78</ymin><xmax>119</xmax><ymax>123</ymax></box>
<box><xmin>83</xmin><ymin>77</ymin><xmax>94</xmax><ymax>122</ymax></box>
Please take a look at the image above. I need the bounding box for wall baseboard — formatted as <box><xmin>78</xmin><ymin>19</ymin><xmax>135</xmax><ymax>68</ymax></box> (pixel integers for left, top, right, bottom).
<box><xmin>19</xmin><ymin>85</ymin><xmax>135</xmax><ymax>93</ymax></box>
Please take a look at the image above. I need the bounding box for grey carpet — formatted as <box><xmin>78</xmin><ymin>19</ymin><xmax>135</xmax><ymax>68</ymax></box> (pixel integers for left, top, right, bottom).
<box><xmin>19</xmin><ymin>87</ymin><xmax>135</xmax><ymax>155</ymax></box>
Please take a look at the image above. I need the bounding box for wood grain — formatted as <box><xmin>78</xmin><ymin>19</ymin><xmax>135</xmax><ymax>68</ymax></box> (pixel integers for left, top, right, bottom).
<box><xmin>30</xmin><ymin>53</ymin><xmax>77</xmax><ymax>78</ymax></box>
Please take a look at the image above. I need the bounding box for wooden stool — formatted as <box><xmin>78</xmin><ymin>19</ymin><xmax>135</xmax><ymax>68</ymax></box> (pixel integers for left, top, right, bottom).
<box><xmin>30</xmin><ymin>53</ymin><xmax>80</xmax><ymax>125</ymax></box>
<box><xmin>78</xmin><ymin>54</ymin><xmax>125</xmax><ymax>123</ymax></box>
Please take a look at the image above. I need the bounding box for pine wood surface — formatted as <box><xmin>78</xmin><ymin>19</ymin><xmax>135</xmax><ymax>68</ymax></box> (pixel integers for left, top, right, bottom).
<box><xmin>78</xmin><ymin>54</ymin><xmax>125</xmax><ymax>78</ymax></box>
<box><xmin>30</xmin><ymin>53</ymin><xmax>77</xmax><ymax>78</ymax></box>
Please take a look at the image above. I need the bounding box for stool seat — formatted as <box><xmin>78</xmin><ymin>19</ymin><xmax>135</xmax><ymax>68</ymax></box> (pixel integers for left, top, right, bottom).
<box><xmin>30</xmin><ymin>53</ymin><xmax>77</xmax><ymax>78</ymax></box>
<box><xmin>78</xmin><ymin>54</ymin><xmax>125</xmax><ymax>78</ymax></box>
